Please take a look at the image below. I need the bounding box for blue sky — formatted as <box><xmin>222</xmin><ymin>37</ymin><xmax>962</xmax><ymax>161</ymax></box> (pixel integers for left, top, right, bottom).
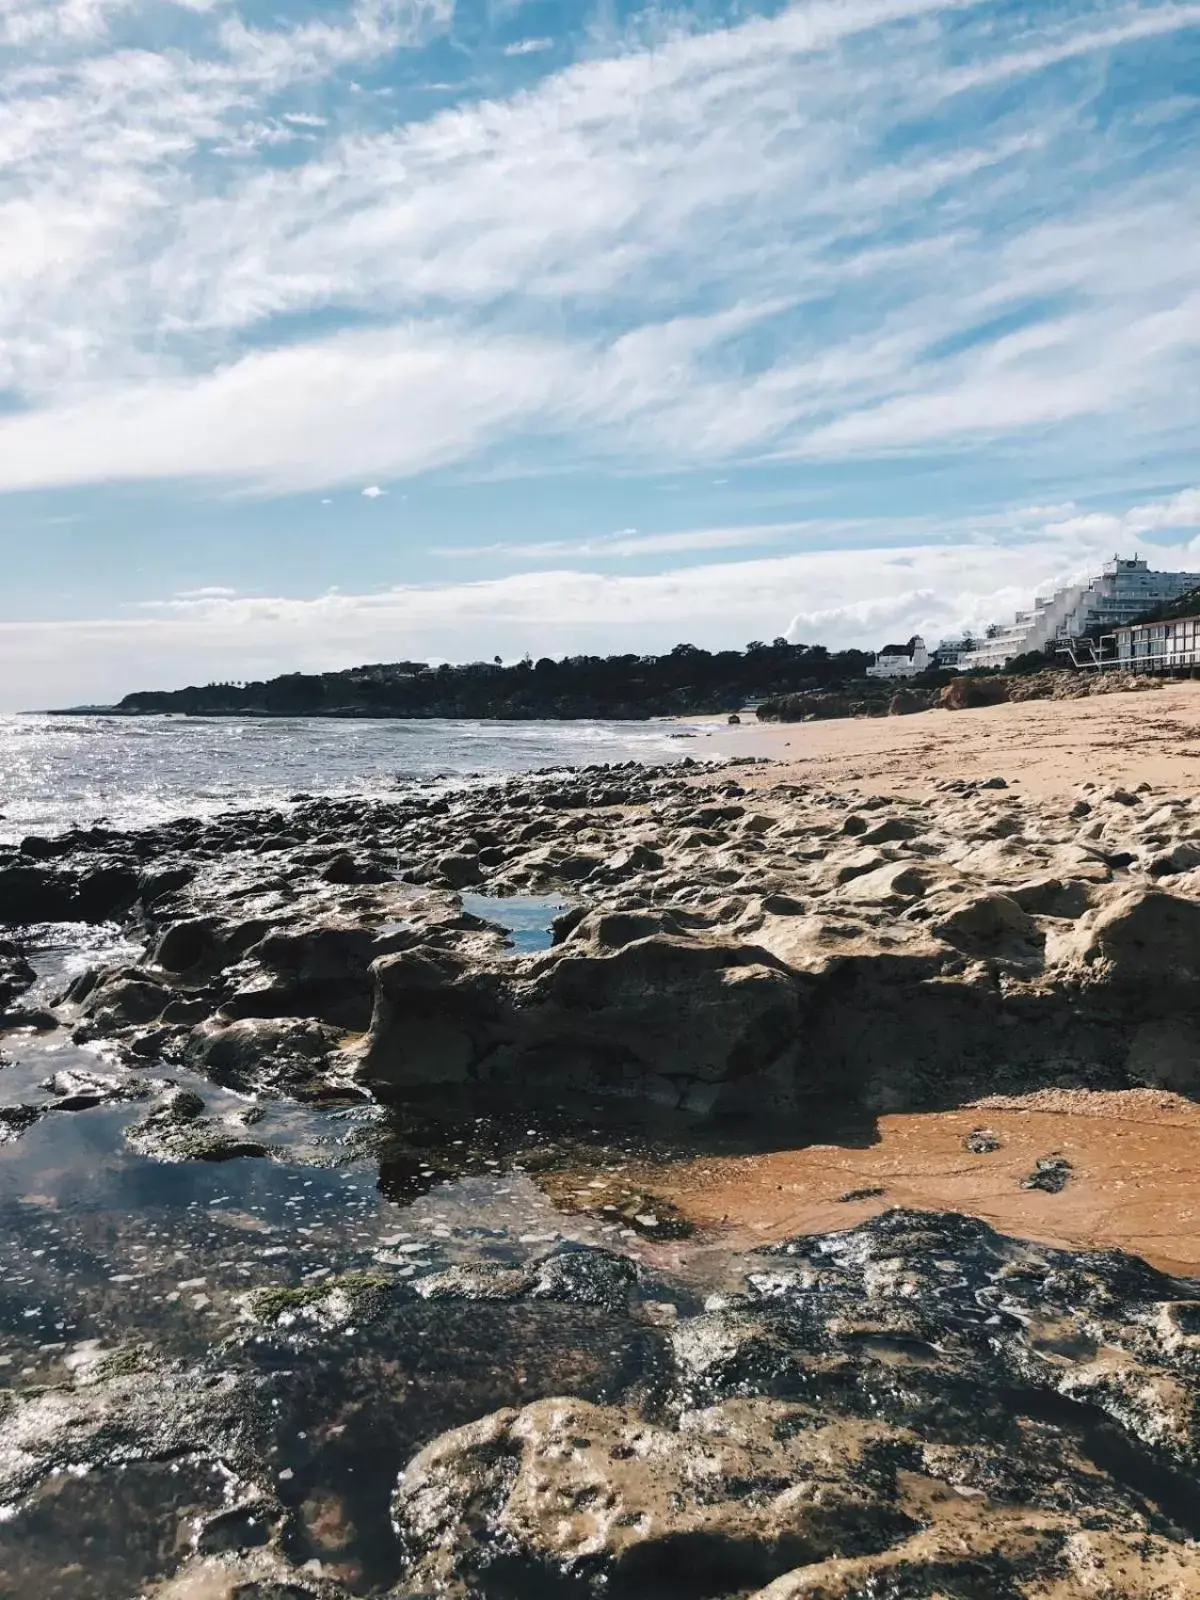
<box><xmin>1</xmin><ymin>0</ymin><xmax>1199</xmax><ymax>706</ymax></box>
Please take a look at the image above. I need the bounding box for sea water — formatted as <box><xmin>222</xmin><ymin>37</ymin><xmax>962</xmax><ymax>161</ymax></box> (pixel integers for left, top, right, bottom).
<box><xmin>0</xmin><ymin>712</ymin><xmax>703</xmax><ymax>843</ymax></box>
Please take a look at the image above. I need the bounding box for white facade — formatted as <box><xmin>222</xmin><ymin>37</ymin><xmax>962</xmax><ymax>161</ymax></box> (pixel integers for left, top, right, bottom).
<box><xmin>866</xmin><ymin>635</ymin><xmax>929</xmax><ymax>679</ymax></box>
<box><xmin>934</xmin><ymin>637</ymin><xmax>974</xmax><ymax>669</ymax></box>
<box><xmin>960</xmin><ymin>557</ymin><xmax>1200</xmax><ymax>671</ymax></box>
<box><xmin>1117</xmin><ymin>613</ymin><xmax>1200</xmax><ymax>671</ymax></box>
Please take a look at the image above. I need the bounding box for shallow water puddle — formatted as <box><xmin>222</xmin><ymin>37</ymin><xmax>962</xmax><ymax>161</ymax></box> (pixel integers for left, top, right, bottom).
<box><xmin>0</xmin><ymin>1084</ymin><xmax>668</xmax><ymax>1382</ymax></box>
<box><xmin>0</xmin><ymin>920</ymin><xmax>667</xmax><ymax>1389</ymax></box>
<box><xmin>459</xmin><ymin>890</ymin><xmax>569</xmax><ymax>953</ymax></box>
<box><xmin>17</xmin><ymin>919</ymin><xmax>144</xmax><ymax>1003</ymax></box>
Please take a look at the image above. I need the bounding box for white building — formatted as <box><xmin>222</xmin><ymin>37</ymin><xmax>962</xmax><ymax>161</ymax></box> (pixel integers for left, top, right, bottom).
<box><xmin>933</xmin><ymin>637</ymin><xmax>976</xmax><ymax>669</ymax></box>
<box><xmin>1116</xmin><ymin>613</ymin><xmax>1200</xmax><ymax>671</ymax></box>
<box><xmin>960</xmin><ymin>557</ymin><xmax>1200</xmax><ymax>671</ymax></box>
<box><xmin>866</xmin><ymin>635</ymin><xmax>930</xmax><ymax>679</ymax></box>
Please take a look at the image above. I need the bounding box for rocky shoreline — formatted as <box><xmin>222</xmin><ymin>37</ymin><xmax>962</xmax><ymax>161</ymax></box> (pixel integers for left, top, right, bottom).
<box><xmin>4</xmin><ymin>756</ymin><xmax>1200</xmax><ymax>1594</ymax></box>
<box><xmin>756</xmin><ymin>667</ymin><xmax>1162</xmax><ymax>723</ymax></box>
<box><xmin>7</xmin><ymin>755</ymin><xmax>1200</xmax><ymax>1117</ymax></box>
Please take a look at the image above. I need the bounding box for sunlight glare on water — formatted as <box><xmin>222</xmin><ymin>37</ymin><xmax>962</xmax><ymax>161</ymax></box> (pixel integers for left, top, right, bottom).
<box><xmin>0</xmin><ymin>713</ymin><xmax>699</xmax><ymax>842</ymax></box>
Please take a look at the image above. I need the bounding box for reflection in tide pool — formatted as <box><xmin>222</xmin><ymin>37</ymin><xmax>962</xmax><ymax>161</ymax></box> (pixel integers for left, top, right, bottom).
<box><xmin>0</xmin><ymin>918</ymin><xmax>732</xmax><ymax>1397</ymax></box>
<box><xmin>459</xmin><ymin>891</ymin><xmax>570</xmax><ymax>954</ymax></box>
<box><xmin>0</xmin><ymin>1080</ymin><xmax>635</xmax><ymax>1387</ymax></box>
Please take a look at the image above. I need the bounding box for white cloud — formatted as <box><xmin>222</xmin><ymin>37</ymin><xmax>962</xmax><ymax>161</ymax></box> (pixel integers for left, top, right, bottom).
<box><xmin>361</xmin><ymin>483</ymin><xmax>387</xmax><ymax>497</ymax></box>
<box><xmin>931</xmin><ymin>4</ymin><xmax>1200</xmax><ymax>100</ymax></box>
<box><xmin>0</xmin><ymin>323</ymin><xmax>577</xmax><ymax>492</ymax></box>
<box><xmin>502</xmin><ymin>36</ymin><xmax>552</xmax><ymax>55</ymax></box>
<box><xmin>436</xmin><ymin>519</ymin><xmax>868</xmax><ymax>561</ymax></box>
<box><xmin>1</xmin><ymin>0</ymin><xmax>1198</xmax><ymax>492</ymax></box>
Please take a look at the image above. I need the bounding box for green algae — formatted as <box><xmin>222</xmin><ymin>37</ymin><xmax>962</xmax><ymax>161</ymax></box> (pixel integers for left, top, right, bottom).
<box><xmin>246</xmin><ymin>1272</ymin><xmax>394</xmax><ymax>1326</ymax></box>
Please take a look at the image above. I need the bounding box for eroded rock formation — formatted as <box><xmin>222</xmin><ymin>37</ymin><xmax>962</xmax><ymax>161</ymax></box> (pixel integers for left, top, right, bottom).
<box><xmin>6</xmin><ymin>765</ymin><xmax>1200</xmax><ymax>1593</ymax></box>
<box><xmin>6</xmin><ymin>762</ymin><xmax>1200</xmax><ymax>1121</ymax></box>
<box><xmin>2</xmin><ymin>1214</ymin><xmax>1198</xmax><ymax>1596</ymax></box>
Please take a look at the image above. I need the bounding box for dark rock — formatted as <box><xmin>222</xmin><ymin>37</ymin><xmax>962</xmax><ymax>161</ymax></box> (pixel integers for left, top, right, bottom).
<box><xmin>0</xmin><ymin>863</ymin><xmax>76</xmax><ymax>923</ymax></box>
<box><xmin>965</xmin><ymin>1126</ymin><xmax>1002</xmax><ymax>1153</ymax></box>
<box><xmin>186</xmin><ymin>1017</ymin><xmax>340</xmax><ymax>1094</ymax></box>
<box><xmin>860</xmin><ymin>815</ymin><xmax>922</xmax><ymax>845</ymax></box>
<box><xmin>82</xmin><ymin>973</ymin><xmax>169</xmax><ymax>1028</ymax></box>
<box><xmin>74</xmin><ymin>863</ymin><xmax>140</xmax><ymax>922</ymax></box>
<box><xmin>353</xmin><ymin>950</ymin><xmax>498</xmax><ymax>1093</ymax></box>
<box><xmin>320</xmin><ymin>852</ymin><xmax>393</xmax><ymax>885</ymax></box>
<box><xmin>136</xmin><ymin>863</ymin><xmax>195</xmax><ymax>907</ymax></box>
<box><xmin>550</xmin><ymin>905</ymin><xmax>587</xmax><ymax>945</ymax></box>
<box><xmin>126</xmin><ymin>1087</ymin><xmax>271</xmax><ymax>1161</ymax></box>
<box><xmin>0</xmin><ymin>1363</ymin><xmax>282</xmax><ymax>1599</ymax></box>
<box><xmin>0</xmin><ymin>1103</ymin><xmax>44</xmax><ymax>1142</ymax></box>
<box><xmin>1075</xmin><ymin>888</ymin><xmax>1200</xmax><ymax>992</ymax></box>
<box><xmin>512</xmin><ymin>927</ymin><xmax>805</xmax><ymax>1108</ymax></box>
<box><xmin>0</xmin><ymin>1005</ymin><xmax>58</xmax><ymax>1033</ymax></box>
<box><xmin>930</xmin><ymin>891</ymin><xmax>1042</xmax><ymax>960</ymax></box>
<box><xmin>435</xmin><ymin>852</ymin><xmax>483</xmax><ymax>889</ymax></box>
<box><xmin>528</xmin><ymin>1246</ymin><xmax>638</xmax><ymax>1313</ymax></box>
<box><xmin>154</xmin><ymin>917</ymin><xmax>222</xmax><ymax>973</ymax></box>
<box><xmin>1021</xmin><ymin>1155</ymin><xmax>1073</xmax><ymax>1193</ymax></box>
<box><xmin>0</xmin><ymin>938</ymin><xmax>35</xmax><ymax>1009</ymax></box>
<box><xmin>61</xmin><ymin>967</ymin><xmax>101</xmax><ymax>1005</ymax></box>
<box><xmin>45</xmin><ymin>1069</ymin><xmax>151</xmax><ymax>1110</ymax></box>
<box><xmin>413</xmin><ymin>1263</ymin><xmax>532</xmax><ymax>1302</ymax></box>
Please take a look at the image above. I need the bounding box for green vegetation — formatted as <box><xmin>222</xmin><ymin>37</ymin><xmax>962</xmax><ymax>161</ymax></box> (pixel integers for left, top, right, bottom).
<box><xmin>113</xmin><ymin>639</ymin><xmax>875</xmax><ymax>720</ymax></box>
<box><xmin>246</xmin><ymin>1272</ymin><xmax>393</xmax><ymax>1325</ymax></box>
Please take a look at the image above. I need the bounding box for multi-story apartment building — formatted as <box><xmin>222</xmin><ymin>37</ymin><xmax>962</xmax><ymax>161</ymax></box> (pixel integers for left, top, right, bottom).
<box><xmin>960</xmin><ymin>557</ymin><xmax>1200</xmax><ymax>671</ymax></box>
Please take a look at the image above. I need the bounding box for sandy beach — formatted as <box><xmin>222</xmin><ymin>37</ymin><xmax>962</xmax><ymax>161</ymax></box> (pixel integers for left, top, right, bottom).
<box><xmin>687</xmin><ymin>678</ymin><xmax>1200</xmax><ymax>798</ymax></box>
<box><xmin>627</xmin><ymin>682</ymin><xmax>1200</xmax><ymax>1276</ymax></box>
<box><xmin>632</xmin><ymin>1090</ymin><xmax>1200</xmax><ymax>1279</ymax></box>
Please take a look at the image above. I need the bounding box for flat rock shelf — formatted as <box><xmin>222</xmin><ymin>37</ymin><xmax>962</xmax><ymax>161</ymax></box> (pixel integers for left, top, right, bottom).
<box><xmin>3</xmin><ymin>756</ymin><xmax>1200</xmax><ymax>1595</ymax></box>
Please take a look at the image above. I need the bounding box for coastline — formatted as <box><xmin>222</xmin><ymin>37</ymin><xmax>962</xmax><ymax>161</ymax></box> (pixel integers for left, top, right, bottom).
<box><xmin>5</xmin><ymin>714</ymin><xmax>1200</xmax><ymax>1590</ymax></box>
<box><xmin>690</xmin><ymin>678</ymin><xmax>1200</xmax><ymax>798</ymax></box>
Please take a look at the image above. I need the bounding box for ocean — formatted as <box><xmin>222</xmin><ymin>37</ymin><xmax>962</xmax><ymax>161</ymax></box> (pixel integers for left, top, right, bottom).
<box><xmin>0</xmin><ymin>712</ymin><xmax>709</xmax><ymax>844</ymax></box>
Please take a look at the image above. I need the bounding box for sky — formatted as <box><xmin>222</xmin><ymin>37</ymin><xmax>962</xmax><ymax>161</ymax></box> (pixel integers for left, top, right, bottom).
<box><xmin>1</xmin><ymin>0</ymin><xmax>1199</xmax><ymax>708</ymax></box>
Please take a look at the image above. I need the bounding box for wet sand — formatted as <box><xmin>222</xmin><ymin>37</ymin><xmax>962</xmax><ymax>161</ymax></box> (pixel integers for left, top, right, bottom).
<box><xmin>635</xmin><ymin>1090</ymin><xmax>1200</xmax><ymax>1279</ymax></box>
<box><xmin>686</xmin><ymin>679</ymin><xmax>1200</xmax><ymax>798</ymax></box>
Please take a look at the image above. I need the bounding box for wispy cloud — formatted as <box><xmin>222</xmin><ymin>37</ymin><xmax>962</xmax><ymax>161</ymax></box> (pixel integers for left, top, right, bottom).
<box><xmin>1</xmin><ymin>0</ymin><xmax>1198</xmax><ymax>495</ymax></box>
<box><xmin>435</xmin><ymin>520</ymin><xmax>836</xmax><ymax>561</ymax></box>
